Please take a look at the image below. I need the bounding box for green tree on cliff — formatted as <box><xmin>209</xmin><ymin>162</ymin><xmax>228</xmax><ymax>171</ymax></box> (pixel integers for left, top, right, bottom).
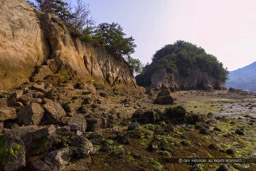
<box><xmin>35</xmin><ymin>0</ymin><xmax>94</xmax><ymax>31</ymax></box>
<box><xmin>96</xmin><ymin>22</ymin><xmax>143</xmax><ymax>74</ymax></box>
<box><xmin>96</xmin><ymin>23</ymin><xmax>136</xmax><ymax>58</ymax></box>
<box><xmin>36</xmin><ymin>0</ymin><xmax>74</xmax><ymax>21</ymax></box>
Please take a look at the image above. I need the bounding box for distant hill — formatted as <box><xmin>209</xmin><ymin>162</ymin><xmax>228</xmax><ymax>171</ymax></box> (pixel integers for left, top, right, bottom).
<box><xmin>225</xmin><ymin>61</ymin><xmax>256</xmax><ymax>92</ymax></box>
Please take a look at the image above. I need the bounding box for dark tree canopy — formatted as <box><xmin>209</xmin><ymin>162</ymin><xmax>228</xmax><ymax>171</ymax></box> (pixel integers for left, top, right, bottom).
<box><xmin>136</xmin><ymin>41</ymin><xmax>228</xmax><ymax>86</ymax></box>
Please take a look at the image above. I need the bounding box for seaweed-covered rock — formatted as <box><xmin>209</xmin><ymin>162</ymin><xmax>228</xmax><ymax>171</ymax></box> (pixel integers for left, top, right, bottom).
<box><xmin>132</xmin><ymin>109</ymin><xmax>161</xmax><ymax>124</ymax></box>
<box><xmin>235</xmin><ymin>129</ymin><xmax>244</xmax><ymax>136</ymax></box>
<box><xmin>0</xmin><ymin>133</ymin><xmax>26</xmax><ymax>171</ymax></box>
<box><xmin>162</xmin><ymin>106</ymin><xmax>187</xmax><ymax>123</ymax></box>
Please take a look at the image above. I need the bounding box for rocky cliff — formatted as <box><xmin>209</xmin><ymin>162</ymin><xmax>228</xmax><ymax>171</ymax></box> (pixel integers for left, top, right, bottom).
<box><xmin>149</xmin><ymin>68</ymin><xmax>224</xmax><ymax>91</ymax></box>
<box><xmin>0</xmin><ymin>0</ymin><xmax>137</xmax><ymax>90</ymax></box>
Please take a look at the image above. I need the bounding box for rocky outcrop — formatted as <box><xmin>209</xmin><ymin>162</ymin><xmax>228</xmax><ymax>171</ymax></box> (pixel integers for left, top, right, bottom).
<box><xmin>149</xmin><ymin>68</ymin><xmax>223</xmax><ymax>91</ymax></box>
<box><xmin>0</xmin><ymin>0</ymin><xmax>137</xmax><ymax>90</ymax></box>
<box><xmin>0</xmin><ymin>0</ymin><xmax>48</xmax><ymax>89</ymax></box>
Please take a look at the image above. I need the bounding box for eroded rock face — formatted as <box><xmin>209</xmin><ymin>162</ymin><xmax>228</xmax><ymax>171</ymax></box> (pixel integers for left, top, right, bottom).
<box><xmin>0</xmin><ymin>0</ymin><xmax>48</xmax><ymax>89</ymax></box>
<box><xmin>149</xmin><ymin>68</ymin><xmax>222</xmax><ymax>91</ymax></box>
<box><xmin>0</xmin><ymin>0</ymin><xmax>137</xmax><ymax>90</ymax></box>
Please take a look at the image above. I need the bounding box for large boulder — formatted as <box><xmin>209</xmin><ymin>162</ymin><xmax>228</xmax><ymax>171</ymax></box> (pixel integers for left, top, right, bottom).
<box><xmin>67</xmin><ymin>114</ymin><xmax>87</xmax><ymax>133</ymax></box>
<box><xmin>0</xmin><ymin>133</ymin><xmax>26</xmax><ymax>171</ymax></box>
<box><xmin>85</xmin><ymin>118</ymin><xmax>102</xmax><ymax>132</ymax></box>
<box><xmin>43</xmin><ymin>102</ymin><xmax>66</xmax><ymax>124</ymax></box>
<box><xmin>5</xmin><ymin>125</ymin><xmax>56</xmax><ymax>155</ymax></box>
<box><xmin>162</xmin><ymin>106</ymin><xmax>187</xmax><ymax>123</ymax></box>
<box><xmin>154</xmin><ymin>89</ymin><xmax>174</xmax><ymax>105</ymax></box>
<box><xmin>154</xmin><ymin>96</ymin><xmax>174</xmax><ymax>105</ymax></box>
<box><xmin>0</xmin><ymin>102</ymin><xmax>16</xmax><ymax>121</ymax></box>
<box><xmin>26</xmin><ymin>159</ymin><xmax>56</xmax><ymax>171</ymax></box>
<box><xmin>70</xmin><ymin>136</ymin><xmax>96</xmax><ymax>158</ymax></box>
<box><xmin>17</xmin><ymin>103</ymin><xmax>44</xmax><ymax>125</ymax></box>
<box><xmin>132</xmin><ymin>109</ymin><xmax>161</xmax><ymax>124</ymax></box>
<box><xmin>44</xmin><ymin>148</ymin><xmax>70</xmax><ymax>169</ymax></box>
<box><xmin>18</xmin><ymin>92</ymin><xmax>34</xmax><ymax>106</ymax></box>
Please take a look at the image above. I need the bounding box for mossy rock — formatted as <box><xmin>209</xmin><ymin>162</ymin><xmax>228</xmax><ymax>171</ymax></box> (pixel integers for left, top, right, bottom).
<box><xmin>0</xmin><ymin>134</ymin><xmax>26</xmax><ymax>171</ymax></box>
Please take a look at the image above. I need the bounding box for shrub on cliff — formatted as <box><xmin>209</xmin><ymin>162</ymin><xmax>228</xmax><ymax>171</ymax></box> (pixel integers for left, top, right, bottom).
<box><xmin>95</xmin><ymin>22</ymin><xmax>143</xmax><ymax>74</ymax></box>
<box><xmin>136</xmin><ymin>41</ymin><xmax>228</xmax><ymax>87</ymax></box>
<box><xmin>96</xmin><ymin>23</ymin><xmax>136</xmax><ymax>58</ymax></box>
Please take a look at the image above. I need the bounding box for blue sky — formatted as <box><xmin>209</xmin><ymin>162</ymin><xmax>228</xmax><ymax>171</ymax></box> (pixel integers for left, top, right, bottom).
<box><xmin>30</xmin><ymin>0</ymin><xmax>256</xmax><ymax>71</ymax></box>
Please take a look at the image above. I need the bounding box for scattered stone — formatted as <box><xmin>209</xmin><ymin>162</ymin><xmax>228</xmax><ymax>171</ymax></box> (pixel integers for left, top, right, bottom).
<box><xmin>43</xmin><ymin>102</ymin><xmax>66</xmax><ymax>124</ymax></box>
<box><xmin>44</xmin><ymin>148</ymin><xmax>70</xmax><ymax>169</ymax></box>
<box><xmin>154</xmin><ymin>96</ymin><xmax>174</xmax><ymax>105</ymax></box>
<box><xmin>99</xmin><ymin>92</ymin><xmax>107</xmax><ymax>98</ymax></box>
<box><xmin>208</xmin><ymin>144</ymin><xmax>218</xmax><ymax>150</ymax></box>
<box><xmin>116</xmin><ymin>135</ymin><xmax>129</xmax><ymax>145</ymax></box>
<box><xmin>131</xmin><ymin>153</ymin><xmax>141</xmax><ymax>159</ymax></box>
<box><xmin>67</xmin><ymin>114</ymin><xmax>87</xmax><ymax>133</ymax></box>
<box><xmin>181</xmin><ymin>140</ymin><xmax>190</xmax><ymax>147</ymax></box>
<box><xmin>148</xmin><ymin>138</ymin><xmax>173</xmax><ymax>152</ymax></box>
<box><xmin>111</xmin><ymin>146</ymin><xmax>124</xmax><ymax>158</ymax></box>
<box><xmin>207</xmin><ymin>112</ymin><xmax>213</xmax><ymax>118</ymax></box>
<box><xmin>0</xmin><ymin>103</ymin><xmax>16</xmax><ymax>121</ymax></box>
<box><xmin>186</xmin><ymin>114</ymin><xmax>206</xmax><ymax>124</ymax></box>
<box><xmin>70</xmin><ymin>136</ymin><xmax>96</xmax><ymax>158</ymax></box>
<box><xmin>191</xmin><ymin>164</ymin><xmax>201</xmax><ymax>171</ymax></box>
<box><xmin>235</xmin><ymin>129</ymin><xmax>244</xmax><ymax>136</ymax></box>
<box><xmin>26</xmin><ymin>159</ymin><xmax>55</xmax><ymax>171</ymax></box>
<box><xmin>163</xmin><ymin>106</ymin><xmax>186</xmax><ymax>121</ymax></box>
<box><xmin>199</xmin><ymin>128</ymin><xmax>210</xmax><ymax>135</ymax></box>
<box><xmin>7</xmin><ymin>90</ymin><xmax>23</xmax><ymax>106</ymax></box>
<box><xmin>88</xmin><ymin>132</ymin><xmax>103</xmax><ymax>145</ymax></box>
<box><xmin>31</xmin><ymin>83</ymin><xmax>45</xmax><ymax>92</ymax></box>
<box><xmin>18</xmin><ymin>92</ymin><xmax>33</xmax><ymax>105</ymax></box>
<box><xmin>226</xmin><ymin>149</ymin><xmax>234</xmax><ymax>155</ymax></box>
<box><xmin>213</xmin><ymin>127</ymin><xmax>221</xmax><ymax>132</ymax></box>
<box><xmin>17</xmin><ymin>103</ymin><xmax>44</xmax><ymax>125</ymax></box>
<box><xmin>0</xmin><ymin>122</ymin><xmax>3</xmax><ymax>133</ymax></box>
<box><xmin>128</xmin><ymin>122</ymin><xmax>140</xmax><ymax>130</ymax></box>
<box><xmin>132</xmin><ymin>109</ymin><xmax>161</xmax><ymax>124</ymax></box>
<box><xmin>86</xmin><ymin>118</ymin><xmax>102</xmax><ymax>132</ymax></box>
<box><xmin>216</xmin><ymin>164</ymin><xmax>230</xmax><ymax>171</ymax></box>
<box><xmin>100</xmin><ymin>143</ymin><xmax>111</xmax><ymax>152</ymax></box>
<box><xmin>83</xmin><ymin>97</ymin><xmax>92</xmax><ymax>105</ymax></box>
<box><xmin>0</xmin><ymin>133</ymin><xmax>26</xmax><ymax>171</ymax></box>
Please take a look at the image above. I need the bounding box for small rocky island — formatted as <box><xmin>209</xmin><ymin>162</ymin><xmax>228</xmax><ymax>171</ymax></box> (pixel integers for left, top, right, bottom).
<box><xmin>0</xmin><ymin>0</ymin><xmax>256</xmax><ymax>171</ymax></box>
